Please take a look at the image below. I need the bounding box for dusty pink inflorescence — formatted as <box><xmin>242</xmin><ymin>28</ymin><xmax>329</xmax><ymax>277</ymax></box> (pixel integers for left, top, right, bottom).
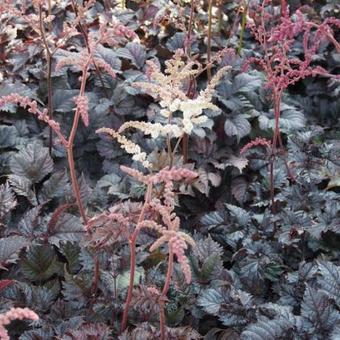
<box><xmin>121</xmin><ymin>165</ymin><xmax>197</xmax><ymax>284</ymax></box>
<box><xmin>240</xmin><ymin>137</ymin><xmax>271</xmax><ymax>154</ymax></box>
<box><xmin>120</xmin><ymin>165</ymin><xmax>198</xmax><ymax>186</ymax></box>
<box><xmin>74</xmin><ymin>95</ymin><xmax>89</xmax><ymax>127</ymax></box>
<box><xmin>245</xmin><ymin>6</ymin><xmax>340</xmax><ymax>94</ymax></box>
<box><xmin>0</xmin><ymin>308</ymin><xmax>39</xmax><ymax>340</ymax></box>
<box><xmin>0</xmin><ymin>94</ymin><xmax>68</xmax><ymax>146</ymax></box>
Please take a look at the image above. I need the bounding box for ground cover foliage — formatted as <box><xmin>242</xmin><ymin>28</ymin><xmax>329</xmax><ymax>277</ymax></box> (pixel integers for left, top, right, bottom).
<box><xmin>0</xmin><ymin>0</ymin><xmax>339</xmax><ymax>339</ymax></box>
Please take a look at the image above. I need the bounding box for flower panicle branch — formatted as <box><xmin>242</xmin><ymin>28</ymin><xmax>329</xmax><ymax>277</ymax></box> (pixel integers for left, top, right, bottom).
<box><xmin>246</xmin><ymin>8</ymin><xmax>340</xmax><ymax>94</ymax></box>
<box><xmin>240</xmin><ymin>137</ymin><xmax>271</xmax><ymax>154</ymax></box>
<box><xmin>96</xmin><ymin>127</ymin><xmax>151</xmax><ymax>168</ymax></box>
<box><xmin>0</xmin><ymin>94</ymin><xmax>68</xmax><ymax>146</ymax></box>
<box><xmin>120</xmin><ymin>165</ymin><xmax>198</xmax><ymax>186</ymax></box>
<box><xmin>74</xmin><ymin>95</ymin><xmax>89</xmax><ymax>127</ymax></box>
<box><xmin>121</xmin><ymin>164</ymin><xmax>197</xmax><ymax>284</ymax></box>
<box><xmin>133</xmin><ymin>53</ymin><xmax>230</xmax><ymax>134</ymax></box>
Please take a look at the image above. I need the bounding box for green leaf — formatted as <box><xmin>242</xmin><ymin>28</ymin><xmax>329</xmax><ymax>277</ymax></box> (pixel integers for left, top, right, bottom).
<box><xmin>191</xmin><ymin>236</ymin><xmax>224</xmax><ymax>282</ymax></box>
<box><xmin>165</xmin><ymin>304</ymin><xmax>185</xmax><ymax>327</ymax></box>
<box><xmin>21</xmin><ymin>245</ymin><xmax>63</xmax><ymax>281</ymax></box>
<box><xmin>10</xmin><ymin>142</ymin><xmax>53</xmax><ymax>183</ymax></box>
<box><xmin>117</xmin><ymin>267</ymin><xmax>144</xmax><ymax>291</ymax></box>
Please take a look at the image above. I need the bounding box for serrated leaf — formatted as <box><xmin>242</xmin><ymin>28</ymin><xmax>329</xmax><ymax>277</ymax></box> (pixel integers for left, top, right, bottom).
<box><xmin>21</xmin><ymin>245</ymin><xmax>63</xmax><ymax>281</ymax></box>
<box><xmin>116</xmin><ymin>42</ymin><xmax>146</xmax><ymax>68</ymax></box>
<box><xmin>241</xmin><ymin>319</ymin><xmax>292</xmax><ymax>340</ymax></box>
<box><xmin>52</xmin><ymin>89</ymin><xmax>78</xmax><ymax>112</ymax></box>
<box><xmin>223</xmin><ymin>155</ymin><xmax>249</xmax><ymax>172</ymax></box>
<box><xmin>39</xmin><ymin>169</ymin><xmax>69</xmax><ymax>201</ymax></box>
<box><xmin>231</xmin><ymin>176</ymin><xmax>248</xmax><ymax>203</ymax></box>
<box><xmin>117</xmin><ymin>267</ymin><xmax>144</xmax><ymax>291</ymax></box>
<box><xmin>95</xmin><ymin>44</ymin><xmax>122</xmax><ymax>71</ymax></box>
<box><xmin>317</xmin><ymin>261</ymin><xmax>340</xmax><ymax>305</ymax></box>
<box><xmin>31</xmin><ymin>285</ymin><xmax>57</xmax><ymax>312</ymax></box>
<box><xmin>0</xmin><ymin>182</ymin><xmax>17</xmax><ymax>218</ymax></box>
<box><xmin>10</xmin><ymin>142</ymin><xmax>53</xmax><ymax>183</ymax></box>
<box><xmin>232</xmin><ymin>73</ymin><xmax>263</xmax><ymax>93</ymax></box>
<box><xmin>8</xmin><ymin>174</ymin><xmax>37</xmax><ymax>205</ymax></box>
<box><xmin>0</xmin><ymin>236</ymin><xmax>28</xmax><ymax>269</ymax></box>
<box><xmin>166</xmin><ymin>32</ymin><xmax>186</xmax><ymax>51</ymax></box>
<box><xmin>18</xmin><ymin>205</ymin><xmax>43</xmax><ymax>237</ymax></box>
<box><xmin>0</xmin><ymin>125</ymin><xmax>18</xmax><ymax>148</ymax></box>
<box><xmin>224</xmin><ymin>115</ymin><xmax>251</xmax><ymax>141</ymax></box>
<box><xmin>62</xmin><ymin>270</ymin><xmax>92</xmax><ymax>309</ymax></box>
<box><xmin>48</xmin><ymin>213</ymin><xmax>85</xmax><ymax>247</ymax></box>
<box><xmin>225</xmin><ymin>203</ymin><xmax>251</xmax><ymax>226</ymax></box>
<box><xmin>259</xmin><ymin>107</ymin><xmax>305</xmax><ymax>131</ymax></box>
<box><xmin>19</xmin><ymin>328</ymin><xmax>55</xmax><ymax>339</ymax></box>
<box><xmin>200</xmin><ymin>211</ymin><xmax>225</xmax><ymax>230</ymax></box>
<box><xmin>165</xmin><ymin>304</ymin><xmax>185</xmax><ymax>327</ymax></box>
<box><xmin>60</xmin><ymin>242</ymin><xmax>81</xmax><ymax>274</ymax></box>
<box><xmin>198</xmin><ymin>288</ymin><xmax>222</xmax><ymax>314</ymax></box>
<box><xmin>301</xmin><ymin>285</ymin><xmax>340</xmax><ymax>330</ymax></box>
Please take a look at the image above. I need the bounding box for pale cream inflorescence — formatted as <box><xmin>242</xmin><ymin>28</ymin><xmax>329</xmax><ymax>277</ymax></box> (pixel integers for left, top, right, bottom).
<box><xmin>97</xmin><ymin>50</ymin><xmax>230</xmax><ymax>168</ymax></box>
<box><xmin>134</xmin><ymin>49</ymin><xmax>230</xmax><ymax>135</ymax></box>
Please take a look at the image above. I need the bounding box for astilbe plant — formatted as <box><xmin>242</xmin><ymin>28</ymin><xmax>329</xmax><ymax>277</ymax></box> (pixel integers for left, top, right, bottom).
<box><xmin>0</xmin><ymin>4</ymin><xmax>137</xmax><ymax>224</ymax></box>
<box><xmin>87</xmin><ymin>164</ymin><xmax>197</xmax><ymax>338</ymax></box>
<box><xmin>0</xmin><ymin>307</ymin><xmax>39</xmax><ymax>340</ymax></box>
<box><xmin>1</xmin><ymin>0</ymin><xmax>82</xmax><ymax>153</ymax></box>
<box><xmin>244</xmin><ymin>0</ymin><xmax>340</xmax><ymax>211</ymax></box>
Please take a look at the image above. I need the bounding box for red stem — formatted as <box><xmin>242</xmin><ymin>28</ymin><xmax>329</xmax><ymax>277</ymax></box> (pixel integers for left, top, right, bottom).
<box><xmin>185</xmin><ymin>0</ymin><xmax>196</xmax><ymax>57</ymax></box>
<box><xmin>281</xmin><ymin>0</ymin><xmax>287</xmax><ymax>17</ymax></box>
<box><xmin>159</xmin><ymin>248</ymin><xmax>174</xmax><ymax>340</ymax></box>
<box><xmin>38</xmin><ymin>5</ymin><xmax>54</xmax><ymax>155</ymax></box>
<box><xmin>121</xmin><ymin>184</ymin><xmax>153</xmax><ymax>332</ymax></box>
<box><xmin>66</xmin><ymin>62</ymin><xmax>90</xmax><ymax>224</ymax></box>
<box><xmin>207</xmin><ymin>0</ymin><xmax>213</xmax><ymax>81</ymax></box>
<box><xmin>269</xmin><ymin>90</ymin><xmax>282</xmax><ymax>214</ymax></box>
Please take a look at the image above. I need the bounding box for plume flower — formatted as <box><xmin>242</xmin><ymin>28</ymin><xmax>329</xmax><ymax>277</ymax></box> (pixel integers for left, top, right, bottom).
<box><xmin>0</xmin><ymin>308</ymin><xmax>39</xmax><ymax>340</ymax></box>
<box><xmin>74</xmin><ymin>95</ymin><xmax>89</xmax><ymax>127</ymax></box>
<box><xmin>118</xmin><ymin>121</ymin><xmax>182</xmax><ymax>139</ymax></box>
<box><xmin>0</xmin><ymin>94</ymin><xmax>68</xmax><ymax>146</ymax></box>
<box><xmin>133</xmin><ymin>53</ymin><xmax>230</xmax><ymax>134</ymax></box>
<box><xmin>96</xmin><ymin>127</ymin><xmax>151</xmax><ymax>168</ymax></box>
<box><xmin>240</xmin><ymin>137</ymin><xmax>271</xmax><ymax>154</ymax></box>
<box><xmin>121</xmin><ymin>165</ymin><xmax>197</xmax><ymax>284</ymax></box>
<box><xmin>98</xmin><ymin>53</ymin><xmax>230</xmax><ymax>168</ymax></box>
